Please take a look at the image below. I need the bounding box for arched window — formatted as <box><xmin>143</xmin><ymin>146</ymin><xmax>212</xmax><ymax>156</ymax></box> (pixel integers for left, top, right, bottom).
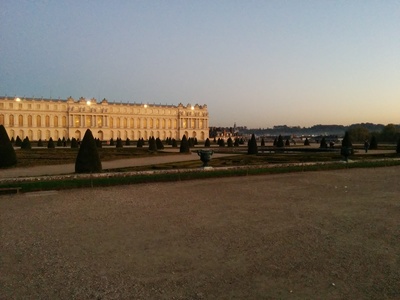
<box><xmin>0</xmin><ymin>114</ymin><xmax>4</xmax><ymax>125</ymax></box>
<box><xmin>45</xmin><ymin>115</ymin><xmax>50</xmax><ymax>127</ymax></box>
<box><xmin>54</xmin><ymin>116</ymin><xmax>59</xmax><ymax>127</ymax></box>
<box><xmin>18</xmin><ymin>115</ymin><xmax>23</xmax><ymax>126</ymax></box>
<box><xmin>37</xmin><ymin>115</ymin><xmax>41</xmax><ymax>127</ymax></box>
<box><xmin>9</xmin><ymin>115</ymin><xmax>14</xmax><ymax>126</ymax></box>
<box><xmin>28</xmin><ymin>115</ymin><xmax>32</xmax><ymax>127</ymax></box>
<box><xmin>62</xmin><ymin>116</ymin><xmax>67</xmax><ymax>127</ymax></box>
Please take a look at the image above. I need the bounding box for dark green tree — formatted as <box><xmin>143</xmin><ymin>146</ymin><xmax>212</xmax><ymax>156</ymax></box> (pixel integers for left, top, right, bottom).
<box><xmin>247</xmin><ymin>134</ymin><xmax>258</xmax><ymax>154</ymax></box>
<box><xmin>204</xmin><ymin>138</ymin><xmax>211</xmax><ymax>147</ymax></box>
<box><xmin>285</xmin><ymin>139</ymin><xmax>291</xmax><ymax>147</ymax></box>
<box><xmin>71</xmin><ymin>137</ymin><xmax>79</xmax><ymax>148</ymax></box>
<box><xmin>125</xmin><ymin>138</ymin><xmax>131</xmax><ymax>146</ymax></box>
<box><xmin>369</xmin><ymin>136</ymin><xmax>378</xmax><ymax>150</ymax></box>
<box><xmin>397</xmin><ymin>138</ymin><xmax>400</xmax><ymax>154</ymax></box>
<box><xmin>37</xmin><ymin>138</ymin><xmax>44</xmax><ymax>147</ymax></box>
<box><xmin>47</xmin><ymin>137</ymin><xmax>55</xmax><ymax>148</ymax></box>
<box><xmin>57</xmin><ymin>138</ymin><xmax>62</xmax><ymax>147</ymax></box>
<box><xmin>116</xmin><ymin>138</ymin><xmax>123</xmax><ymax>148</ymax></box>
<box><xmin>171</xmin><ymin>138</ymin><xmax>177</xmax><ymax>148</ymax></box>
<box><xmin>319</xmin><ymin>137</ymin><xmax>328</xmax><ymax>149</ymax></box>
<box><xmin>227</xmin><ymin>137</ymin><xmax>233</xmax><ymax>147</ymax></box>
<box><xmin>15</xmin><ymin>136</ymin><xmax>22</xmax><ymax>147</ymax></box>
<box><xmin>180</xmin><ymin>135</ymin><xmax>190</xmax><ymax>153</ymax></box>
<box><xmin>219</xmin><ymin>138</ymin><xmax>225</xmax><ymax>147</ymax></box>
<box><xmin>21</xmin><ymin>137</ymin><xmax>31</xmax><ymax>149</ymax></box>
<box><xmin>0</xmin><ymin>125</ymin><xmax>17</xmax><ymax>168</ymax></box>
<box><xmin>234</xmin><ymin>138</ymin><xmax>239</xmax><ymax>147</ymax></box>
<box><xmin>261</xmin><ymin>138</ymin><xmax>265</xmax><ymax>147</ymax></box>
<box><xmin>137</xmin><ymin>138</ymin><xmax>143</xmax><ymax>147</ymax></box>
<box><xmin>156</xmin><ymin>137</ymin><xmax>164</xmax><ymax>149</ymax></box>
<box><xmin>148</xmin><ymin>136</ymin><xmax>157</xmax><ymax>151</ymax></box>
<box><xmin>96</xmin><ymin>138</ymin><xmax>103</xmax><ymax>148</ymax></box>
<box><xmin>341</xmin><ymin>131</ymin><xmax>353</xmax><ymax>159</ymax></box>
<box><xmin>304</xmin><ymin>138</ymin><xmax>310</xmax><ymax>146</ymax></box>
<box><xmin>276</xmin><ymin>135</ymin><xmax>284</xmax><ymax>148</ymax></box>
<box><xmin>109</xmin><ymin>138</ymin><xmax>115</xmax><ymax>146</ymax></box>
<box><xmin>273</xmin><ymin>137</ymin><xmax>278</xmax><ymax>147</ymax></box>
<box><xmin>75</xmin><ymin>129</ymin><xmax>102</xmax><ymax>173</ymax></box>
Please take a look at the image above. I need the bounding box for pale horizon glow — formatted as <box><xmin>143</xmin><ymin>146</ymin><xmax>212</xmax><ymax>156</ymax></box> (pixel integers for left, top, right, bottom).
<box><xmin>1</xmin><ymin>1</ymin><xmax>399</xmax><ymax>128</ymax></box>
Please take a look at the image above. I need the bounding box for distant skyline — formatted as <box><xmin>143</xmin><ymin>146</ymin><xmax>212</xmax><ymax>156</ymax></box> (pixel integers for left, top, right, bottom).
<box><xmin>1</xmin><ymin>1</ymin><xmax>399</xmax><ymax>128</ymax></box>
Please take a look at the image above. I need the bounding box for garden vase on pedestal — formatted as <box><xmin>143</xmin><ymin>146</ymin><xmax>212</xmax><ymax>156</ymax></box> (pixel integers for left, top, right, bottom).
<box><xmin>197</xmin><ymin>149</ymin><xmax>214</xmax><ymax>167</ymax></box>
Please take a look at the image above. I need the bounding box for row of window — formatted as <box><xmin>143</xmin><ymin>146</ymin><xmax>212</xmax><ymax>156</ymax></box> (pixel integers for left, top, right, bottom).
<box><xmin>0</xmin><ymin>115</ymin><xmax>206</xmax><ymax>129</ymax></box>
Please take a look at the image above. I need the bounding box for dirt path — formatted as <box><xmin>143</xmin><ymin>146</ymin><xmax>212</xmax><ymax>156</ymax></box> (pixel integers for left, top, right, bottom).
<box><xmin>1</xmin><ymin>166</ymin><xmax>399</xmax><ymax>299</ymax></box>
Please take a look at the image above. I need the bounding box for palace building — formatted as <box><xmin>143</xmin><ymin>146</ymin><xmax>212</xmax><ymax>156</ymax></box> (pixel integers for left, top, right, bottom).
<box><xmin>0</xmin><ymin>96</ymin><xmax>209</xmax><ymax>141</ymax></box>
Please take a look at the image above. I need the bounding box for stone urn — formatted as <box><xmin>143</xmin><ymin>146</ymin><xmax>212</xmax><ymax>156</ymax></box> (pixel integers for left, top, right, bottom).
<box><xmin>197</xmin><ymin>149</ymin><xmax>214</xmax><ymax>167</ymax></box>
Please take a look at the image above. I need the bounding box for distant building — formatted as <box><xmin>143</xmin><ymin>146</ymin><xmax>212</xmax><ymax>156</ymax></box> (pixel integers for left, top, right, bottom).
<box><xmin>0</xmin><ymin>96</ymin><xmax>209</xmax><ymax>141</ymax></box>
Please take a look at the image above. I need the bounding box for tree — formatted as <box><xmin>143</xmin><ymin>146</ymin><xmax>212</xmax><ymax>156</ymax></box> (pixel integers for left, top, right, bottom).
<box><xmin>319</xmin><ymin>137</ymin><xmax>328</xmax><ymax>149</ymax></box>
<box><xmin>204</xmin><ymin>138</ymin><xmax>211</xmax><ymax>147</ymax></box>
<box><xmin>397</xmin><ymin>138</ymin><xmax>400</xmax><ymax>154</ymax></box>
<box><xmin>227</xmin><ymin>137</ymin><xmax>233</xmax><ymax>147</ymax></box>
<box><xmin>0</xmin><ymin>125</ymin><xmax>17</xmax><ymax>168</ymax></box>
<box><xmin>380</xmin><ymin>124</ymin><xmax>400</xmax><ymax>143</ymax></box>
<box><xmin>57</xmin><ymin>138</ymin><xmax>63</xmax><ymax>147</ymax></box>
<box><xmin>304</xmin><ymin>138</ymin><xmax>310</xmax><ymax>146</ymax></box>
<box><xmin>234</xmin><ymin>138</ymin><xmax>239</xmax><ymax>147</ymax></box>
<box><xmin>261</xmin><ymin>138</ymin><xmax>265</xmax><ymax>147</ymax></box>
<box><xmin>348</xmin><ymin>125</ymin><xmax>370</xmax><ymax>143</ymax></box>
<box><xmin>180</xmin><ymin>135</ymin><xmax>190</xmax><ymax>153</ymax></box>
<box><xmin>156</xmin><ymin>137</ymin><xmax>164</xmax><ymax>149</ymax></box>
<box><xmin>47</xmin><ymin>137</ymin><xmax>55</xmax><ymax>148</ymax></box>
<box><xmin>341</xmin><ymin>131</ymin><xmax>353</xmax><ymax>159</ymax></box>
<box><xmin>21</xmin><ymin>137</ymin><xmax>31</xmax><ymax>149</ymax></box>
<box><xmin>285</xmin><ymin>139</ymin><xmax>291</xmax><ymax>147</ymax></box>
<box><xmin>71</xmin><ymin>137</ymin><xmax>79</xmax><ymax>148</ymax></box>
<box><xmin>219</xmin><ymin>138</ymin><xmax>225</xmax><ymax>147</ymax></box>
<box><xmin>171</xmin><ymin>138</ymin><xmax>177</xmax><ymax>148</ymax></box>
<box><xmin>37</xmin><ymin>139</ymin><xmax>44</xmax><ymax>147</ymax></box>
<box><xmin>247</xmin><ymin>134</ymin><xmax>258</xmax><ymax>154</ymax></box>
<box><xmin>109</xmin><ymin>138</ymin><xmax>115</xmax><ymax>146</ymax></box>
<box><xmin>148</xmin><ymin>136</ymin><xmax>157</xmax><ymax>151</ymax></box>
<box><xmin>75</xmin><ymin>129</ymin><xmax>102</xmax><ymax>173</ymax></box>
<box><xmin>137</xmin><ymin>138</ymin><xmax>143</xmax><ymax>147</ymax></box>
<box><xmin>125</xmin><ymin>138</ymin><xmax>131</xmax><ymax>146</ymax></box>
<box><xmin>15</xmin><ymin>136</ymin><xmax>22</xmax><ymax>147</ymax></box>
<box><xmin>276</xmin><ymin>135</ymin><xmax>284</xmax><ymax>148</ymax></box>
<box><xmin>369</xmin><ymin>136</ymin><xmax>378</xmax><ymax>150</ymax></box>
<box><xmin>116</xmin><ymin>137</ymin><xmax>123</xmax><ymax>148</ymax></box>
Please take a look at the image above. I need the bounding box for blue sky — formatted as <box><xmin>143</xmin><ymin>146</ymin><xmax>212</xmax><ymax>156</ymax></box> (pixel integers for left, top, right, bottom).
<box><xmin>1</xmin><ymin>0</ymin><xmax>399</xmax><ymax>128</ymax></box>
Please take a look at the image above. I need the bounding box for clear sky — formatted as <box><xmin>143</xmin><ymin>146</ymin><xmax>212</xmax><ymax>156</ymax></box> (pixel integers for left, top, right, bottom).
<box><xmin>1</xmin><ymin>1</ymin><xmax>399</xmax><ymax>128</ymax></box>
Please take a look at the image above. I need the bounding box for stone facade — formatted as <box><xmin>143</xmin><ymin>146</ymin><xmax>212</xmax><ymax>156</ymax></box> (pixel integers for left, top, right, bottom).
<box><xmin>0</xmin><ymin>96</ymin><xmax>209</xmax><ymax>141</ymax></box>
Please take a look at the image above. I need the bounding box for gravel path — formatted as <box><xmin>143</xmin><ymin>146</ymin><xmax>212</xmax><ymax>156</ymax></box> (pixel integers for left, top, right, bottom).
<box><xmin>1</xmin><ymin>166</ymin><xmax>400</xmax><ymax>299</ymax></box>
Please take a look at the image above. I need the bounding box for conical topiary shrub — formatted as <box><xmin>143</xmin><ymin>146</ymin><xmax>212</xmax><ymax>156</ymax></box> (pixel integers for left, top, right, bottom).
<box><xmin>0</xmin><ymin>125</ymin><xmax>17</xmax><ymax>168</ymax></box>
<box><xmin>247</xmin><ymin>133</ymin><xmax>258</xmax><ymax>154</ymax></box>
<box><xmin>304</xmin><ymin>138</ymin><xmax>310</xmax><ymax>146</ymax></box>
<box><xmin>179</xmin><ymin>135</ymin><xmax>190</xmax><ymax>153</ymax></box>
<box><xmin>369</xmin><ymin>136</ymin><xmax>378</xmax><ymax>150</ymax></box>
<box><xmin>37</xmin><ymin>139</ymin><xmax>44</xmax><ymax>147</ymax></box>
<box><xmin>276</xmin><ymin>135</ymin><xmax>284</xmax><ymax>148</ymax></box>
<box><xmin>15</xmin><ymin>136</ymin><xmax>22</xmax><ymax>147</ymax></box>
<box><xmin>71</xmin><ymin>137</ymin><xmax>78</xmax><ymax>148</ymax></box>
<box><xmin>75</xmin><ymin>129</ymin><xmax>102</xmax><ymax>173</ymax></box>
<box><xmin>148</xmin><ymin>136</ymin><xmax>157</xmax><ymax>151</ymax></box>
<box><xmin>204</xmin><ymin>138</ymin><xmax>211</xmax><ymax>147</ymax></box>
<box><xmin>156</xmin><ymin>137</ymin><xmax>164</xmax><ymax>150</ymax></box>
<box><xmin>47</xmin><ymin>137</ymin><xmax>55</xmax><ymax>148</ymax></box>
<box><xmin>21</xmin><ymin>137</ymin><xmax>32</xmax><ymax>149</ymax></box>
<box><xmin>116</xmin><ymin>138</ymin><xmax>123</xmax><ymax>148</ymax></box>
